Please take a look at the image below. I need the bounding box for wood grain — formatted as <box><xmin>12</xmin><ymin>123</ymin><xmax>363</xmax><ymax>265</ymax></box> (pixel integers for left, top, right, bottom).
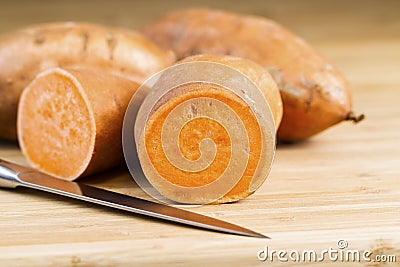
<box><xmin>0</xmin><ymin>1</ymin><xmax>399</xmax><ymax>266</ymax></box>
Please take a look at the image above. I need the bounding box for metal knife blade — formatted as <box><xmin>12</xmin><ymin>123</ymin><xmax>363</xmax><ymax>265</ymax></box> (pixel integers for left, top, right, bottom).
<box><xmin>0</xmin><ymin>159</ymin><xmax>268</xmax><ymax>238</ymax></box>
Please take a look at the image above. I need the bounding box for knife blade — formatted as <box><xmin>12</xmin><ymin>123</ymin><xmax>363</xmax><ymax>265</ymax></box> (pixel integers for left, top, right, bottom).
<box><xmin>0</xmin><ymin>159</ymin><xmax>268</xmax><ymax>238</ymax></box>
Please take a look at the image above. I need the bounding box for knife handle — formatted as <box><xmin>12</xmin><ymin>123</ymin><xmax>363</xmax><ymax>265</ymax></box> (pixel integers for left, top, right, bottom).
<box><xmin>0</xmin><ymin>159</ymin><xmax>25</xmax><ymax>188</ymax></box>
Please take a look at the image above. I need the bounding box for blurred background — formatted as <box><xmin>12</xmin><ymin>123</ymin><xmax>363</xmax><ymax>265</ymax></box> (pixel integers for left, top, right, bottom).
<box><xmin>1</xmin><ymin>0</ymin><xmax>399</xmax><ymax>43</ymax></box>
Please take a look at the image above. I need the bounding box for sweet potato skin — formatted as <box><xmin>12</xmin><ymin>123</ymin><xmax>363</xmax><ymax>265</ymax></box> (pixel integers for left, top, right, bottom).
<box><xmin>0</xmin><ymin>22</ymin><xmax>175</xmax><ymax>141</ymax></box>
<box><xmin>141</xmin><ymin>8</ymin><xmax>353</xmax><ymax>141</ymax></box>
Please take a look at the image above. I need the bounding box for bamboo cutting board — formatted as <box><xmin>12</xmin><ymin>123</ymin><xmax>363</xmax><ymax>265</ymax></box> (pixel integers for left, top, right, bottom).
<box><xmin>0</xmin><ymin>1</ymin><xmax>400</xmax><ymax>266</ymax></box>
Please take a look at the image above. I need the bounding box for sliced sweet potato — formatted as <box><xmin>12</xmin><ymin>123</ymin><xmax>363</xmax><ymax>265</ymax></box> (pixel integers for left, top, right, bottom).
<box><xmin>17</xmin><ymin>67</ymin><xmax>140</xmax><ymax>180</ymax></box>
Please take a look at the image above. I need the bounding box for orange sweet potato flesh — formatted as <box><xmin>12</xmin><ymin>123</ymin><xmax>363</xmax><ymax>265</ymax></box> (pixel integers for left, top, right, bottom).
<box><xmin>0</xmin><ymin>22</ymin><xmax>175</xmax><ymax>141</ymax></box>
<box><xmin>141</xmin><ymin>8</ymin><xmax>363</xmax><ymax>142</ymax></box>
<box><xmin>18</xmin><ymin>67</ymin><xmax>140</xmax><ymax>180</ymax></box>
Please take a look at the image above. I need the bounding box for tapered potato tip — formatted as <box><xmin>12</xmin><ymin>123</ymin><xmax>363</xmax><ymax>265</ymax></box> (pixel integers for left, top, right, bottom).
<box><xmin>346</xmin><ymin>112</ymin><xmax>365</xmax><ymax>123</ymax></box>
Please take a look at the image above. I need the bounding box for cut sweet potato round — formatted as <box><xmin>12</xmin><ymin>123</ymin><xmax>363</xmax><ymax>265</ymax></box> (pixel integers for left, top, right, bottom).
<box><xmin>127</xmin><ymin>55</ymin><xmax>282</xmax><ymax>203</ymax></box>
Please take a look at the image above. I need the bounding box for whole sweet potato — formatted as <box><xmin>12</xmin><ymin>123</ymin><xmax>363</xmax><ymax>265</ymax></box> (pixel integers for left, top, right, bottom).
<box><xmin>0</xmin><ymin>22</ymin><xmax>175</xmax><ymax>140</ymax></box>
<box><xmin>142</xmin><ymin>9</ymin><xmax>363</xmax><ymax>141</ymax></box>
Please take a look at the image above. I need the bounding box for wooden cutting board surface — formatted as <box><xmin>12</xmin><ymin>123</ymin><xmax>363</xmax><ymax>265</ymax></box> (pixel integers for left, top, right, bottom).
<box><xmin>0</xmin><ymin>1</ymin><xmax>399</xmax><ymax>266</ymax></box>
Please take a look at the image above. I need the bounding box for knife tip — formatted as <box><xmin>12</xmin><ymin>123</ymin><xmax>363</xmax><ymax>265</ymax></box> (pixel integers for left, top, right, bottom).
<box><xmin>250</xmin><ymin>232</ymin><xmax>271</xmax><ymax>239</ymax></box>
<box><xmin>232</xmin><ymin>229</ymin><xmax>270</xmax><ymax>239</ymax></box>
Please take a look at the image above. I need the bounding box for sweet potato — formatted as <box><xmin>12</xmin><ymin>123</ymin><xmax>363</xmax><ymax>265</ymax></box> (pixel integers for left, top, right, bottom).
<box><xmin>141</xmin><ymin>8</ymin><xmax>363</xmax><ymax>142</ymax></box>
<box><xmin>18</xmin><ymin>67</ymin><xmax>140</xmax><ymax>180</ymax></box>
<box><xmin>132</xmin><ymin>54</ymin><xmax>282</xmax><ymax>203</ymax></box>
<box><xmin>0</xmin><ymin>22</ymin><xmax>175</xmax><ymax>141</ymax></box>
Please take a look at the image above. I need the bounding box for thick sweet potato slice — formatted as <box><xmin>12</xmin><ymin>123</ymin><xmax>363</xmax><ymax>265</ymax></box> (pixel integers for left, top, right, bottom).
<box><xmin>132</xmin><ymin>55</ymin><xmax>282</xmax><ymax>203</ymax></box>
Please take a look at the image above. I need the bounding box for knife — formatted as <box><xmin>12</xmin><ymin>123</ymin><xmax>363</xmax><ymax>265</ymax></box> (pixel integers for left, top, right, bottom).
<box><xmin>0</xmin><ymin>159</ymin><xmax>268</xmax><ymax>238</ymax></box>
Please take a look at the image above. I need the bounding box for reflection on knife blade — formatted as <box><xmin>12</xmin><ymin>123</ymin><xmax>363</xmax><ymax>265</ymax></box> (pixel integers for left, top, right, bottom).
<box><xmin>0</xmin><ymin>159</ymin><xmax>268</xmax><ymax>238</ymax></box>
